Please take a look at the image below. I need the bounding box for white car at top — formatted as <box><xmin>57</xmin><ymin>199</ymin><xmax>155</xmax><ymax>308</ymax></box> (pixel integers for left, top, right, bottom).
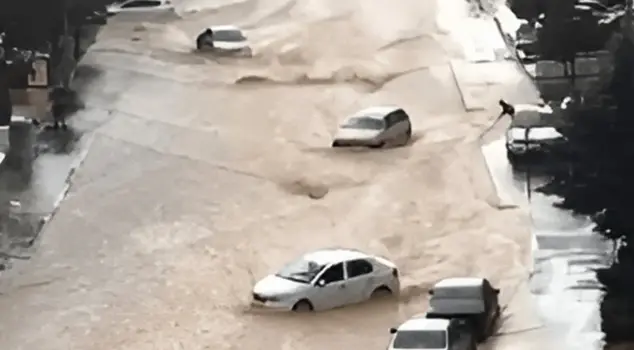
<box><xmin>107</xmin><ymin>0</ymin><xmax>174</xmax><ymax>16</ymax></box>
<box><xmin>196</xmin><ymin>25</ymin><xmax>252</xmax><ymax>56</ymax></box>
<box><xmin>251</xmin><ymin>248</ymin><xmax>400</xmax><ymax>312</ymax></box>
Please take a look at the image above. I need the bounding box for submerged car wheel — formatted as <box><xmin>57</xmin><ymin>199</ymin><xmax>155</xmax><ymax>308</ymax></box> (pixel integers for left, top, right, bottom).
<box><xmin>369</xmin><ymin>142</ymin><xmax>385</xmax><ymax>149</ymax></box>
<box><xmin>401</xmin><ymin>126</ymin><xmax>412</xmax><ymax>145</ymax></box>
<box><xmin>506</xmin><ymin>150</ymin><xmax>517</xmax><ymax>164</ymax></box>
<box><xmin>292</xmin><ymin>299</ymin><xmax>314</xmax><ymax>312</ymax></box>
<box><xmin>371</xmin><ymin>286</ymin><xmax>393</xmax><ymax>299</ymax></box>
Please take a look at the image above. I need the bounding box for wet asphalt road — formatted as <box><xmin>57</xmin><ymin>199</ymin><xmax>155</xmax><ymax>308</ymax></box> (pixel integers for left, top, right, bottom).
<box><xmin>482</xmin><ymin>137</ymin><xmax>610</xmax><ymax>349</ymax></box>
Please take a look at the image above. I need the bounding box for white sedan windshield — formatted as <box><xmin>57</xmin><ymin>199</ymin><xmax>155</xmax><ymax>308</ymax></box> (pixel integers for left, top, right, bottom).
<box><xmin>393</xmin><ymin>330</ymin><xmax>447</xmax><ymax>349</ymax></box>
<box><xmin>276</xmin><ymin>258</ymin><xmax>325</xmax><ymax>284</ymax></box>
<box><xmin>341</xmin><ymin>116</ymin><xmax>385</xmax><ymax>130</ymax></box>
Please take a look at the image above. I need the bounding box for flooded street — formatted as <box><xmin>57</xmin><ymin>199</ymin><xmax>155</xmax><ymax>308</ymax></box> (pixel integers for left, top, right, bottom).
<box><xmin>0</xmin><ymin>0</ymin><xmax>551</xmax><ymax>349</ymax></box>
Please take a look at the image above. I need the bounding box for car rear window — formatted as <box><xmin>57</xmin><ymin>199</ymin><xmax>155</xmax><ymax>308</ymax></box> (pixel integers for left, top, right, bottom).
<box><xmin>392</xmin><ymin>330</ymin><xmax>447</xmax><ymax>349</ymax></box>
<box><xmin>213</xmin><ymin>30</ymin><xmax>246</xmax><ymax>42</ymax></box>
<box><xmin>433</xmin><ymin>285</ymin><xmax>481</xmax><ymax>298</ymax></box>
<box><xmin>341</xmin><ymin>116</ymin><xmax>385</xmax><ymax>130</ymax></box>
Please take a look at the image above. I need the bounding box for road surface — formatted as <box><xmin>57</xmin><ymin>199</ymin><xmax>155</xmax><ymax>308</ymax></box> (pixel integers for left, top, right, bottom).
<box><xmin>0</xmin><ymin>0</ymin><xmax>544</xmax><ymax>349</ymax></box>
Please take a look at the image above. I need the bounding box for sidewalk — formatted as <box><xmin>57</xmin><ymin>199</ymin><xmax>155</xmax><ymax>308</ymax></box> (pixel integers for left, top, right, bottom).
<box><xmin>0</xmin><ymin>119</ymin><xmax>91</xmax><ymax>268</ymax></box>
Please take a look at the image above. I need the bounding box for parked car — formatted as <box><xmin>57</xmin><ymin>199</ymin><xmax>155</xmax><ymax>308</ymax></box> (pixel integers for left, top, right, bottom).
<box><xmin>251</xmin><ymin>248</ymin><xmax>400</xmax><ymax>312</ymax></box>
<box><xmin>425</xmin><ymin>277</ymin><xmax>501</xmax><ymax>343</ymax></box>
<box><xmin>503</xmin><ymin>103</ymin><xmax>567</xmax><ymax>164</ymax></box>
<box><xmin>506</xmin><ymin>125</ymin><xmax>565</xmax><ymax>163</ymax></box>
<box><xmin>575</xmin><ymin>0</ymin><xmax>609</xmax><ymax>13</ymax></box>
<box><xmin>106</xmin><ymin>0</ymin><xmax>173</xmax><ymax>16</ymax></box>
<box><xmin>515</xmin><ymin>19</ymin><xmax>539</xmax><ymax>55</ymax></box>
<box><xmin>388</xmin><ymin>316</ymin><xmax>476</xmax><ymax>350</ymax></box>
<box><xmin>332</xmin><ymin>106</ymin><xmax>412</xmax><ymax>148</ymax></box>
<box><xmin>195</xmin><ymin>25</ymin><xmax>252</xmax><ymax>56</ymax></box>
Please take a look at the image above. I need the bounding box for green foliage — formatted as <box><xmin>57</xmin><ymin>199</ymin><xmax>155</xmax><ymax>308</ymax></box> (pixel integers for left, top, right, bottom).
<box><xmin>539</xmin><ymin>35</ymin><xmax>634</xmax><ymax>345</ymax></box>
<box><xmin>537</xmin><ymin>0</ymin><xmax>623</xmax><ymax>64</ymax></box>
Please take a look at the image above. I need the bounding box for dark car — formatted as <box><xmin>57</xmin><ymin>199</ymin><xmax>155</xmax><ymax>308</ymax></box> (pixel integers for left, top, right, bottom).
<box><xmin>514</xmin><ymin>19</ymin><xmax>540</xmax><ymax>59</ymax></box>
<box><xmin>425</xmin><ymin>277</ymin><xmax>501</xmax><ymax>343</ymax></box>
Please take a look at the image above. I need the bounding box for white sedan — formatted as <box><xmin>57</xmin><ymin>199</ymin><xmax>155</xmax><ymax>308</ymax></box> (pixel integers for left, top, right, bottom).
<box><xmin>251</xmin><ymin>248</ymin><xmax>400</xmax><ymax>311</ymax></box>
<box><xmin>107</xmin><ymin>0</ymin><xmax>174</xmax><ymax>16</ymax></box>
<box><xmin>388</xmin><ymin>317</ymin><xmax>476</xmax><ymax>350</ymax></box>
<box><xmin>332</xmin><ymin>106</ymin><xmax>412</xmax><ymax>148</ymax></box>
<box><xmin>195</xmin><ymin>25</ymin><xmax>252</xmax><ymax>56</ymax></box>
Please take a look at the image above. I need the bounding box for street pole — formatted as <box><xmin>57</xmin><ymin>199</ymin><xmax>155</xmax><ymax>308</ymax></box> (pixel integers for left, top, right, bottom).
<box><xmin>525</xmin><ymin>127</ymin><xmax>532</xmax><ymax>204</ymax></box>
<box><xmin>626</xmin><ymin>0</ymin><xmax>633</xmax><ymax>39</ymax></box>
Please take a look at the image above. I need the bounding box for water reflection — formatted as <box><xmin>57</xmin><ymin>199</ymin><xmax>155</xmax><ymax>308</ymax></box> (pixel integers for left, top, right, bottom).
<box><xmin>481</xmin><ymin>134</ymin><xmax>608</xmax><ymax>349</ymax></box>
<box><xmin>533</xmin><ymin>39</ymin><xmax>634</xmax><ymax>348</ymax></box>
<box><xmin>502</xmin><ymin>4</ymin><xmax>634</xmax><ymax>346</ymax></box>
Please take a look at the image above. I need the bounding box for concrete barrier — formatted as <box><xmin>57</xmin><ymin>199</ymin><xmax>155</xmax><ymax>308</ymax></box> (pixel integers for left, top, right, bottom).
<box><xmin>9</xmin><ymin>89</ymin><xmax>50</xmax><ymax>119</ymax></box>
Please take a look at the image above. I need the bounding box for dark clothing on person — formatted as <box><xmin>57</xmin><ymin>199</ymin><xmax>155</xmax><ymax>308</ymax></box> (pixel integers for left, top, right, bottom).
<box><xmin>49</xmin><ymin>87</ymin><xmax>69</xmax><ymax>130</ymax></box>
<box><xmin>0</xmin><ymin>49</ymin><xmax>12</xmax><ymax>126</ymax></box>
<box><xmin>499</xmin><ymin>99</ymin><xmax>515</xmax><ymax>117</ymax></box>
<box><xmin>196</xmin><ymin>29</ymin><xmax>213</xmax><ymax>50</ymax></box>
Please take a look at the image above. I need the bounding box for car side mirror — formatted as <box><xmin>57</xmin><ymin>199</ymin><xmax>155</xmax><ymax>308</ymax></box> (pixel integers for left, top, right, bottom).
<box><xmin>317</xmin><ymin>279</ymin><xmax>326</xmax><ymax>287</ymax></box>
<box><xmin>494</xmin><ymin>288</ymin><xmax>500</xmax><ymax>295</ymax></box>
<box><xmin>389</xmin><ymin>327</ymin><xmax>398</xmax><ymax>334</ymax></box>
<box><xmin>428</xmin><ymin>289</ymin><xmax>434</xmax><ymax>296</ymax></box>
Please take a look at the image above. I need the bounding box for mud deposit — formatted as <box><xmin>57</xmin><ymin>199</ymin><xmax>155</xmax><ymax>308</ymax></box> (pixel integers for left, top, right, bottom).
<box><xmin>0</xmin><ymin>0</ymin><xmax>542</xmax><ymax>349</ymax></box>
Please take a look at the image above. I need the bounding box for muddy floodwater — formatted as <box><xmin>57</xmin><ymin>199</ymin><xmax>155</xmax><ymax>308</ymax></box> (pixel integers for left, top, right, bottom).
<box><xmin>0</xmin><ymin>0</ymin><xmax>546</xmax><ymax>349</ymax></box>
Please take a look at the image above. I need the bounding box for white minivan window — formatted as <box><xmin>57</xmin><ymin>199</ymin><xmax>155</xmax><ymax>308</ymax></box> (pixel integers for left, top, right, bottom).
<box><xmin>392</xmin><ymin>330</ymin><xmax>447</xmax><ymax>349</ymax></box>
<box><xmin>342</xmin><ymin>117</ymin><xmax>385</xmax><ymax>130</ymax></box>
<box><xmin>213</xmin><ymin>30</ymin><xmax>246</xmax><ymax>42</ymax></box>
<box><xmin>122</xmin><ymin>0</ymin><xmax>161</xmax><ymax>8</ymax></box>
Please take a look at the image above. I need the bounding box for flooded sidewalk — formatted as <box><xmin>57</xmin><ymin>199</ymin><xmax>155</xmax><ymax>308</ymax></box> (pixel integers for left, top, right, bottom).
<box><xmin>0</xmin><ymin>120</ymin><xmax>93</xmax><ymax>269</ymax></box>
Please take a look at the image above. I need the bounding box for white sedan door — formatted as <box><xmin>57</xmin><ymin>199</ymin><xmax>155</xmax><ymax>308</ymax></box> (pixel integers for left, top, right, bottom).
<box><xmin>119</xmin><ymin>0</ymin><xmax>163</xmax><ymax>12</ymax></box>
<box><xmin>311</xmin><ymin>263</ymin><xmax>350</xmax><ymax>310</ymax></box>
<box><xmin>344</xmin><ymin>259</ymin><xmax>376</xmax><ymax>304</ymax></box>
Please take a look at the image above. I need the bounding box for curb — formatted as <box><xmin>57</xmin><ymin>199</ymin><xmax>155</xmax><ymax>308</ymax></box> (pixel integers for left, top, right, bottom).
<box><xmin>449</xmin><ymin>60</ymin><xmax>487</xmax><ymax>112</ymax></box>
<box><xmin>36</xmin><ymin>132</ymin><xmax>95</xmax><ymax>237</ymax></box>
<box><xmin>477</xmin><ymin>1</ymin><xmax>538</xmax><ymax>277</ymax></box>
<box><xmin>488</xmin><ymin>12</ymin><xmax>541</xmax><ymax>97</ymax></box>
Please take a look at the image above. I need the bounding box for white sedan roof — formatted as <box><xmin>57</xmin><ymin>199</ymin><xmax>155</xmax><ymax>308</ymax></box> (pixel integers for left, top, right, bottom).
<box><xmin>209</xmin><ymin>25</ymin><xmax>242</xmax><ymax>32</ymax></box>
<box><xmin>121</xmin><ymin>0</ymin><xmax>170</xmax><ymax>6</ymax></box>
<box><xmin>398</xmin><ymin>317</ymin><xmax>450</xmax><ymax>331</ymax></box>
<box><xmin>303</xmin><ymin>248</ymin><xmax>371</xmax><ymax>265</ymax></box>
<box><xmin>508</xmin><ymin>126</ymin><xmax>563</xmax><ymax>141</ymax></box>
<box><xmin>514</xmin><ymin>103</ymin><xmax>553</xmax><ymax>114</ymax></box>
<box><xmin>353</xmin><ymin>105</ymin><xmax>401</xmax><ymax>119</ymax></box>
<box><xmin>434</xmin><ymin>277</ymin><xmax>484</xmax><ymax>289</ymax></box>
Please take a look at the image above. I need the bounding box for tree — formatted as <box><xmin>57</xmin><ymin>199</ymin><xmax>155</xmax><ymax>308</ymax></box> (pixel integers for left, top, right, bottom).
<box><xmin>538</xmin><ymin>0</ymin><xmax>577</xmax><ymax>76</ymax></box>
<box><xmin>538</xmin><ymin>34</ymin><xmax>634</xmax><ymax>346</ymax></box>
<box><xmin>0</xmin><ymin>0</ymin><xmax>111</xmax><ymax>49</ymax></box>
<box><xmin>537</xmin><ymin>0</ymin><xmax>623</xmax><ymax>84</ymax></box>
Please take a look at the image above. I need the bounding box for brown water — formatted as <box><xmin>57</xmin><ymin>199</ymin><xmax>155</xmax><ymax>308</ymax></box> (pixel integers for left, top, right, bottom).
<box><xmin>0</xmin><ymin>0</ymin><xmax>547</xmax><ymax>349</ymax></box>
